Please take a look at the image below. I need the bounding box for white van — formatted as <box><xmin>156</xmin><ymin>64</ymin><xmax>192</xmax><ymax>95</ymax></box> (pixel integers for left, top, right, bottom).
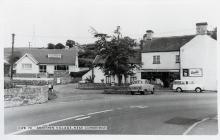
<box><xmin>172</xmin><ymin>80</ymin><xmax>204</xmax><ymax>92</ymax></box>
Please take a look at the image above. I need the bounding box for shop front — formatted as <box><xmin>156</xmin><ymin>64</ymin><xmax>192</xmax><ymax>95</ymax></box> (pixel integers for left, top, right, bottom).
<box><xmin>141</xmin><ymin>69</ymin><xmax>180</xmax><ymax>88</ymax></box>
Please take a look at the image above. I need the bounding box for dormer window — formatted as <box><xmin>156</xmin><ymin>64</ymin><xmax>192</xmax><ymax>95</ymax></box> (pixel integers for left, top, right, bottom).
<box><xmin>48</xmin><ymin>54</ymin><xmax>62</xmax><ymax>58</ymax></box>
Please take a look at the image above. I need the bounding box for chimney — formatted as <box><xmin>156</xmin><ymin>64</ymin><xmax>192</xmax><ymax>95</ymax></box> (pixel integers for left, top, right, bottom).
<box><xmin>144</xmin><ymin>30</ymin><xmax>154</xmax><ymax>40</ymax></box>
<box><xmin>196</xmin><ymin>22</ymin><xmax>208</xmax><ymax>35</ymax></box>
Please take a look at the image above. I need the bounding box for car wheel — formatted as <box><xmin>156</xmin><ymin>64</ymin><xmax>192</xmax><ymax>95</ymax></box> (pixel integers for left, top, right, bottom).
<box><xmin>176</xmin><ymin>87</ymin><xmax>182</xmax><ymax>92</ymax></box>
<box><xmin>195</xmin><ymin>87</ymin><xmax>202</xmax><ymax>93</ymax></box>
<box><xmin>131</xmin><ymin>91</ymin><xmax>134</xmax><ymax>95</ymax></box>
<box><xmin>151</xmin><ymin>88</ymin><xmax>154</xmax><ymax>94</ymax></box>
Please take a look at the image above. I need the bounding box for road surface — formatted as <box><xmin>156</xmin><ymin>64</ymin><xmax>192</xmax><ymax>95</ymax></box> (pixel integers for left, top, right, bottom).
<box><xmin>4</xmin><ymin>85</ymin><xmax>218</xmax><ymax>135</ymax></box>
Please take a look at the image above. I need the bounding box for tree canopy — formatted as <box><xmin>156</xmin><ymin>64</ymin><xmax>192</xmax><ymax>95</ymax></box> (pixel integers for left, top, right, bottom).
<box><xmin>8</xmin><ymin>51</ymin><xmax>21</xmax><ymax>65</ymax></box>
<box><xmin>93</xmin><ymin>26</ymin><xmax>140</xmax><ymax>85</ymax></box>
<box><xmin>66</xmin><ymin>40</ymin><xmax>76</xmax><ymax>48</ymax></box>
<box><xmin>47</xmin><ymin>43</ymin><xmax>65</xmax><ymax>49</ymax></box>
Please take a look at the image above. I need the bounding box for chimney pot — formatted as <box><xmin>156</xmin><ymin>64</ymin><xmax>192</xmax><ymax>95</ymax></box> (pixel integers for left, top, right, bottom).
<box><xmin>144</xmin><ymin>30</ymin><xmax>154</xmax><ymax>40</ymax></box>
<box><xmin>196</xmin><ymin>22</ymin><xmax>208</xmax><ymax>35</ymax></box>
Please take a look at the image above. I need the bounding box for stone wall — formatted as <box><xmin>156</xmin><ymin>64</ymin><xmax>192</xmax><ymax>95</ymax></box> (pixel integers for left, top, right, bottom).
<box><xmin>13</xmin><ymin>79</ymin><xmax>54</xmax><ymax>86</ymax></box>
<box><xmin>54</xmin><ymin>71</ymin><xmax>72</xmax><ymax>84</ymax></box>
<box><xmin>4</xmin><ymin>86</ymin><xmax>49</xmax><ymax>108</ymax></box>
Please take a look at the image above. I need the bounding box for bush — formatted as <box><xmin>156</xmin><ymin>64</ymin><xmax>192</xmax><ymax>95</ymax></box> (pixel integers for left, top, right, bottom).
<box><xmin>4</xmin><ymin>81</ymin><xmax>15</xmax><ymax>89</ymax></box>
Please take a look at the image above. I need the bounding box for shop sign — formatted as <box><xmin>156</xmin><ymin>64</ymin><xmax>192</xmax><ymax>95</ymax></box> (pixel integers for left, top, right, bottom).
<box><xmin>183</xmin><ymin>68</ymin><xmax>203</xmax><ymax>77</ymax></box>
<box><xmin>189</xmin><ymin>68</ymin><xmax>203</xmax><ymax>77</ymax></box>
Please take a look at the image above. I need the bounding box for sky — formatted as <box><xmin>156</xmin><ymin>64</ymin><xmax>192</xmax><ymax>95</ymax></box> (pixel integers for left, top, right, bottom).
<box><xmin>1</xmin><ymin>0</ymin><xmax>218</xmax><ymax>48</ymax></box>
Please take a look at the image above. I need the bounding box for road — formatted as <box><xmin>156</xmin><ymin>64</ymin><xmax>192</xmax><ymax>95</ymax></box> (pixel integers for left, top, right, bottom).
<box><xmin>4</xmin><ymin>84</ymin><xmax>218</xmax><ymax>135</ymax></box>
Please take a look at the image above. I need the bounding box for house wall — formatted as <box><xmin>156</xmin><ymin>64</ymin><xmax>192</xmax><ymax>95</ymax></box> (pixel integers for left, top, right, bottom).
<box><xmin>180</xmin><ymin>35</ymin><xmax>217</xmax><ymax>90</ymax></box>
<box><xmin>142</xmin><ymin>51</ymin><xmax>180</xmax><ymax>70</ymax></box>
<box><xmin>82</xmin><ymin>67</ymin><xmax>140</xmax><ymax>84</ymax></box>
<box><xmin>82</xmin><ymin>67</ymin><xmax>105</xmax><ymax>83</ymax></box>
<box><xmin>46</xmin><ymin>65</ymin><xmax>54</xmax><ymax>74</ymax></box>
<box><xmin>16</xmin><ymin>56</ymin><xmax>39</xmax><ymax>74</ymax></box>
<box><xmin>69</xmin><ymin>65</ymin><xmax>79</xmax><ymax>72</ymax></box>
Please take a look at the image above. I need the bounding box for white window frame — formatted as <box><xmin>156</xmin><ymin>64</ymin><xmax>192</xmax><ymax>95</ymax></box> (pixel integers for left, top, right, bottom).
<box><xmin>22</xmin><ymin>63</ymin><xmax>32</xmax><ymax>69</ymax></box>
<box><xmin>39</xmin><ymin>65</ymin><xmax>47</xmax><ymax>73</ymax></box>
<box><xmin>176</xmin><ymin>55</ymin><xmax>180</xmax><ymax>63</ymax></box>
<box><xmin>106</xmin><ymin>75</ymin><xmax>111</xmax><ymax>84</ymax></box>
<box><xmin>153</xmin><ymin>55</ymin><xmax>160</xmax><ymax>64</ymax></box>
<box><xmin>54</xmin><ymin>65</ymin><xmax>69</xmax><ymax>71</ymax></box>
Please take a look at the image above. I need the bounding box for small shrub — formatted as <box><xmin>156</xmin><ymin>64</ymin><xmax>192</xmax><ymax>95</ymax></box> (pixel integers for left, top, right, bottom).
<box><xmin>4</xmin><ymin>81</ymin><xmax>15</xmax><ymax>89</ymax></box>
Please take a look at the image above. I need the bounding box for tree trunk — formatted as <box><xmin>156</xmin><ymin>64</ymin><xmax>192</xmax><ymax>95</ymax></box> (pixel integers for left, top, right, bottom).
<box><xmin>117</xmin><ymin>74</ymin><xmax>122</xmax><ymax>86</ymax></box>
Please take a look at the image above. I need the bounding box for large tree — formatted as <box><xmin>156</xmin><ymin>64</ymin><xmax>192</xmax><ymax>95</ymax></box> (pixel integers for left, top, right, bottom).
<box><xmin>66</xmin><ymin>40</ymin><xmax>76</xmax><ymax>48</ymax></box>
<box><xmin>55</xmin><ymin>43</ymin><xmax>65</xmax><ymax>49</ymax></box>
<box><xmin>94</xmin><ymin>26</ymin><xmax>140</xmax><ymax>85</ymax></box>
<box><xmin>47</xmin><ymin>43</ymin><xmax>55</xmax><ymax>49</ymax></box>
<box><xmin>8</xmin><ymin>51</ymin><xmax>21</xmax><ymax>65</ymax></box>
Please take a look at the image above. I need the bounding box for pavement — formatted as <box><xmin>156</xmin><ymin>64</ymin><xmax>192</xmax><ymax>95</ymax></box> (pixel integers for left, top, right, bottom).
<box><xmin>185</xmin><ymin>116</ymin><xmax>218</xmax><ymax>135</ymax></box>
<box><xmin>4</xmin><ymin>83</ymin><xmax>218</xmax><ymax>135</ymax></box>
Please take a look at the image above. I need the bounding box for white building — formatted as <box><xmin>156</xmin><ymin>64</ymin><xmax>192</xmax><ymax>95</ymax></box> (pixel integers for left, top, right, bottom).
<box><xmin>14</xmin><ymin>49</ymin><xmax>79</xmax><ymax>77</ymax></box>
<box><xmin>180</xmin><ymin>22</ymin><xmax>217</xmax><ymax>90</ymax></box>
<box><xmin>82</xmin><ymin>53</ymin><xmax>141</xmax><ymax>84</ymax></box>
<box><xmin>141</xmin><ymin>30</ymin><xmax>195</xmax><ymax>87</ymax></box>
<box><xmin>141</xmin><ymin>23</ymin><xmax>217</xmax><ymax>90</ymax></box>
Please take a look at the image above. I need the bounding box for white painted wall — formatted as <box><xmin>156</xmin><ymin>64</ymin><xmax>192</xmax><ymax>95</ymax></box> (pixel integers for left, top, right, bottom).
<box><xmin>16</xmin><ymin>56</ymin><xmax>39</xmax><ymax>73</ymax></box>
<box><xmin>82</xmin><ymin>67</ymin><xmax>105</xmax><ymax>83</ymax></box>
<box><xmin>142</xmin><ymin>51</ymin><xmax>180</xmax><ymax>70</ymax></box>
<box><xmin>82</xmin><ymin>67</ymin><xmax>140</xmax><ymax>84</ymax></box>
<box><xmin>180</xmin><ymin>35</ymin><xmax>217</xmax><ymax>90</ymax></box>
<box><xmin>69</xmin><ymin>65</ymin><xmax>79</xmax><ymax>72</ymax></box>
<box><xmin>46</xmin><ymin>65</ymin><xmax>54</xmax><ymax>74</ymax></box>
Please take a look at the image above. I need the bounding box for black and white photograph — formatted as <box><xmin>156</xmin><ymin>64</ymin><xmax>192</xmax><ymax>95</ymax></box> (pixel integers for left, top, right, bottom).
<box><xmin>1</xmin><ymin>0</ymin><xmax>219</xmax><ymax>137</ymax></box>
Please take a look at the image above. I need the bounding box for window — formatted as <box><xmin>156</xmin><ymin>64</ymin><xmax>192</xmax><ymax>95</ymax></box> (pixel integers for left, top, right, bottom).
<box><xmin>176</xmin><ymin>55</ymin><xmax>180</xmax><ymax>63</ymax></box>
<box><xmin>48</xmin><ymin>54</ymin><xmax>62</xmax><ymax>58</ymax></box>
<box><xmin>39</xmin><ymin>65</ymin><xmax>46</xmax><ymax>73</ymax></box>
<box><xmin>106</xmin><ymin>76</ymin><xmax>111</xmax><ymax>84</ymax></box>
<box><xmin>22</xmin><ymin>63</ymin><xmax>32</xmax><ymax>69</ymax></box>
<box><xmin>54</xmin><ymin>65</ymin><xmax>69</xmax><ymax>71</ymax></box>
<box><xmin>183</xmin><ymin>69</ymin><xmax>189</xmax><ymax>77</ymax></box>
<box><xmin>153</xmin><ymin>55</ymin><xmax>160</xmax><ymax>64</ymax></box>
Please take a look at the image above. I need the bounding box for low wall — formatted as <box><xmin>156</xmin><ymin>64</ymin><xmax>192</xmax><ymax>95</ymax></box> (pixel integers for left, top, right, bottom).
<box><xmin>12</xmin><ymin>79</ymin><xmax>54</xmax><ymax>86</ymax></box>
<box><xmin>4</xmin><ymin>86</ymin><xmax>49</xmax><ymax>108</ymax></box>
<box><xmin>77</xmin><ymin>83</ymin><xmax>130</xmax><ymax>89</ymax></box>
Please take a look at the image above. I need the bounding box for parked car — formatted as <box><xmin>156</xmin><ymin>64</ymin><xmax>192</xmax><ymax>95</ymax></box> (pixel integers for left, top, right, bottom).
<box><xmin>172</xmin><ymin>80</ymin><xmax>204</xmax><ymax>92</ymax></box>
<box><xmin>129</xmin><ymin>80</ymin><xmax>155</xmax><ymax>95</ymax></box>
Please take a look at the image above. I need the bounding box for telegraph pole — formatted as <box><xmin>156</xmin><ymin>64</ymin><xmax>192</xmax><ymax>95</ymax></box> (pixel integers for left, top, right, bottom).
<box><xmin>28</xmin><ymin>42</ymin><xmax>31</xmax><ymax>49</ymax></box>
<box><xmin>10</xmin><ymin>33</ymin><xmax>15</xmax><ymax>80</ymax></box>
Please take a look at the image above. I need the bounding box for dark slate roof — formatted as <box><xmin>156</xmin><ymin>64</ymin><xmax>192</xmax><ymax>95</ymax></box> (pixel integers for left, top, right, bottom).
<box><xmin>5</xmin><ymin>48</ymin><xmax>77</xmax><ymax>65</ymax></box>
<box><xmin>142</xmin><ymin>35</ymin><xmax>195</xmax><ymax>53</ymax></box>
<box><xmin>93</xmin><ymin>51</ymin><xmax>141</xmax><ymax>65</ymax></box>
